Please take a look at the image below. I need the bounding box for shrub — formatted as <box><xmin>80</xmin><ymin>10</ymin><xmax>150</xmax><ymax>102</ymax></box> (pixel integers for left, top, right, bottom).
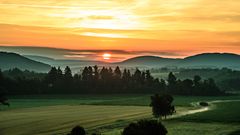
<box><xmin>122</xmin><ymin>119</ymin><xmax>167</xmax><ymax>135</ymax></box>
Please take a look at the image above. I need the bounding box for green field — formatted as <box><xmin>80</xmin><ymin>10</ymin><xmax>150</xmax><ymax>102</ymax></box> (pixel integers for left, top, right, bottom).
<box><xmin>0</xmin><ymin>95</ymin><xmax>239</xmax><ymax>135</ymax></box>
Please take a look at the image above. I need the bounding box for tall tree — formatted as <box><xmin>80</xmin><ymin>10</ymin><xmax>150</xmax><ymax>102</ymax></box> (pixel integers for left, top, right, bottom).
<box><xmin>107</xmin><ymin>67</ymin><xmax>113</xmax><ymax>80</ymax></box>
<box><xmin>193</xmin><ymin>75</ymin><xmax>201</xmax><ymax>86</ymax></box>
<box><xmin>100</xmin><ymin>67</ymin><xmax>108</xmax><ymax>81</ymax></box>
<box><xmin>150</xmin><ymin>94</ymin><xmax>175</xmax><ymax>119</ymax></box>
<box><xmin>133</xmin><ymin>68</ymin><xmax>142</xmax><ymax>84</ymax></box>
<box><xmin>82</xmin><ymin>67</ymin><xmax>88</xmax><ymax>81</ymax></box>
<box><xmin>114</xmin><ymin>66</ymin><xmax>122</xmax><ymax>79</ymax></box>
<box><xmin>64</xmin><ymin>66</ymin><xmax>73</xmax><ymax>81</ymax></box>
<box><xmin>0</xmin><ymin>91</ymin><xmax>10</xmax><ymax>107</ymax></box>
<box><xmin>146</xmin><ymin>70</ymin><xmax>154</xmax><ymax>86</ymax></box>
<box><xmin>93</xmin><ymin>65</ymin><xmax>99</xmax><ymax>81</ymax></box>
<box><xmin>167</xmin><ymin>72</ymin><xmax>177</xmax><ymax>93</ymax></box>
<box><xmin>45</xmin><ymin>67</ymin><xmax>57</xmax><ymax>85</ymax></box>
<box><xmin>0</xmin><ymin>69</ymin><xmax>3</xmax><ymax>85</ymax></box>
<box><xmin>181</xmin><ymin>79</ymin><xmax>194</xmax><ymax>95</ymax></box>
<box><xmin>160</xmin><ymin>79</ymin><xmax>167</xmax><ymax>92</ymax></box>
<box><xmin>56</xmin><ymin>67</ymin><xmax>63</xmax><ymax>79</ymax></box>
<box><xmin>87</xmin><ymin>66</ymin><xmax>93</xmax><ymax>82</ymax></box>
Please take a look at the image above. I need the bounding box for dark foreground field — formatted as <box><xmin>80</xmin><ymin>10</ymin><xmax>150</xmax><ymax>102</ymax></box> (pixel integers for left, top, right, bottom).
<box><xmin>0</xmin><ymin>95</ymin><xmax>239</xmax><ymax>135</ymax></box>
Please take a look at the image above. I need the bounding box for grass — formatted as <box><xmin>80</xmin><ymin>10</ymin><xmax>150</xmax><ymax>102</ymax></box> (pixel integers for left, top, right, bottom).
<box><xmin>164</xmin><ymin>101</ymin><xmax>240</xmax><ymax>135</ymax></box>
<box><xmin>0</xmin><ymin>105</ymin><xmax>152</xmax><ymax>135</ymax></box>
<box><xmin>102</xmin><ymin>100</ymin><xmax>240</xmax><ymax>135</ymax></box>
<box><xmin>174</xmin><ymin>101</ymin><xmax>240</xmax><ymax>123</ymax></box>
<box><xmin>1</xmin><ymin>94</ymin><xmax>240</xmax><ymax>135</ymax></box>
<box><xmin>7</xmin><ymin>94</ymin><xmax>240</xmax><ymax>109</ymax></box>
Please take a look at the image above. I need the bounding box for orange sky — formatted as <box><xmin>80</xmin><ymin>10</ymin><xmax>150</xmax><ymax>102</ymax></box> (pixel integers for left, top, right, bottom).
<box><xmin>0</xmin><ymin>0</ymin><xmax>240</xmax><ymax>61</ymax></box>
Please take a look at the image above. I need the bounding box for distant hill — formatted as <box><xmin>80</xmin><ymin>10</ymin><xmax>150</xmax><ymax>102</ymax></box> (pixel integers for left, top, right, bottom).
<box><xmin>24</xmin><ymin>55</ymin><xmax>107</xmax><ymax>72</ymax></box>
<box><xmin>115</xmin><ymin>56</ymin><xmax>180</xmax><ymax>67</ymax></box>
<box><xmin>116</xmin><ymin>53</ymin><xmax>240</xmax><ymax>69</ymax></box>
<box><xmin>2</xmin><ymin>52</ymin><xmax>240</xmax><ymax>72</ymax></box>
<box><xmin>0</xmin><ymin>52</ymin><xmax>51</xmax><ymax>72</ymax></box>
<box><xmin>177</xmin><ymin>53</ymin><xmax>240</xmax><ymax>69</ymax></box>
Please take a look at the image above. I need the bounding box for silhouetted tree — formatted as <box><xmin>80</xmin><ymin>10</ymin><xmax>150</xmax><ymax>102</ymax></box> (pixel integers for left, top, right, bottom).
<box><xmin>82</xmin><ymin>67</ymin><xmax>89</xmax><ymax>82</ymax></box>
<box><xmin>87</xmin><ymin>66</ymin><xmax>94</xmax><ymax>82</ymax></box>
<box><xmin>159</xmin><ymin>79</ymin><xmax>167</xmax><ymax>92</ymax></box>
<box><xmin>100</xmin><ymin>67</ymin><xmax>108</xmax><ymax>81</ymax></box>
<box><xmin>68</xmin><ymin>126</ymin><xmax>86</xmax><ymax>135</ymax></box>
<box><xmin>204</xmin><ymin>78</ymin><xmax>221</xmax><ymax>96</ymax></box>
<box><xmin>150</xmin><ymin>94</ymin><xmax>175</xmax><ymax>119</ymax></box>
<box><xmin>122</xmin><ymin>69</ymin><xmax>131</xmax><ymax>83</ymax></box>
<box><xmin>133</xmin><ymin>68</ymin><xmax>142</xmax><ymax>89</ymax></box>
<box><xmin>93</xmin><ymin>65</ymin><xmax>99</xmax><ymax>81</ymax></box>
<box><xmin>167</xmin><ymin>72</ymin><xmax>177</xmax><ymax>93</ymax></box>
<box><xmin>181</xmin><ymin>79</ymin><xmax>194</xmax><ymax>95</ymax></box>
<box><xmin>146</xmin><ymin>70</ymin><xmax>154</xmax><ymax>86</ymax></box>
<box><xmin>193</xmin><ymin>75</ymin><xmax>201</xmax><ymax>86</ymax></box>
<box><xmin>64</xmin><ymin>66</ymin><xmax>73</xmax><ymax>81</ymax></box>
<box><xmin>114</xmin><ymin>66</ymin><xmax>122</xmax><ymax>79</ymax></box>
<box><xmin>45</xmin><ymin>67</ymin><xmax>58</xmax><ymax>85</ymax></box>
<box><xmin>0</xmin><ymin>91</ymin><xmax>10</xmax><ymax>107</ymax></box>
<box><xmin>0</xmin><ymin>69</ymin><xmax>3</xmax><ymax>86</ymax></box>
<box><xmin>57</xmin><ymin>67</ymin><xmax>63</xmax><ymax>79</ymax></box>
<box><xmin>122</xmin><ymin>119</ymin><xmax>167</xmax><ymax>135</ymax></box>
<box><xmin>107</xmin><ymin>67</ymin><xmax>113</xmax><ymax>80</ymax></box>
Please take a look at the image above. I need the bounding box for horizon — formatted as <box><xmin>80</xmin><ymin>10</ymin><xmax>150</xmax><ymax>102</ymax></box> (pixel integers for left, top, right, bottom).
<box><xmin>1</xmin><ymin>46</ymin><xmax>239</xmax><ymax>62</ymax></box>
<box><xmin>1</xmin><ymin>0</ymin><xmax>240</xmax><ymax>62</ymax></box>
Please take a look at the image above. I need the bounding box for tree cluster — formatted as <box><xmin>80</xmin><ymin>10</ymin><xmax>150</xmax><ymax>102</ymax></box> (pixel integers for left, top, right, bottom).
<box><xmin>177</xmin><ymin>68</ymin><xmax>240</xmax><ymax>91</ymax></box>
<box><xmin>0</xmin><ymin>66</ymin><xmax>224</xmax><ymax>96</ymax></box>
<box><xmin>42</xmin><ymin>66</ymin><xmax>162</xmax><ymax>94</ymax></box>
<box><xmin>167</xmin><ymin>73</ymin><xmax>224</xmax><ymax>96</ymax></box>
<box><xmin>122</xmin><ymin>119</ymin><xmax>168</xmax><ymax>135</ymax></box>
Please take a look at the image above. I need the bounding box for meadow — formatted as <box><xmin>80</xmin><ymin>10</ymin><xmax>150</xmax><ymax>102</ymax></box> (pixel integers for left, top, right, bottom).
<box><xmin>0</xmin><ymin>95</ymin><xmax>239</xmax><ymax>135</ymax></box>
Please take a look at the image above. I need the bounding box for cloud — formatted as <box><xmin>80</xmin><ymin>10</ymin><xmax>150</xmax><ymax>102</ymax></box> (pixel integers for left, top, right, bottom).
<box><xmin>0</xmin><ymin>46</ymin><xmax>185</xmax><ymax>61</ymax></box>
<box><xmin>88</xmin><ymin>15</ymin><xmax>114</xmax><ymax>20</ymax></box>
<box><xmin>0</xmin><ymin>1</ymin><xmax>240</xmax><ymax>58</ymax></box>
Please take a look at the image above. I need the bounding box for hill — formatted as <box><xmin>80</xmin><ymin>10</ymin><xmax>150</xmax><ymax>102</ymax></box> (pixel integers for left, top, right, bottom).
<box><xmin>24</xmin><ymin>55</ymin><xmax>107</xmax><ymax>72</ymax></box>
<box><xmin>177</xmin><ymin>53</ymin><xmax>240</xmax><ymax>69</ymax></box>
<box><xmin>0</xmin><ymin>52</ymin><xmax>51</xmax><ymax>72</ymax></box>
<box><xmin>4</xmin><ymin>52</ymin><xmax>240</xmax><ymax>71</ymax></box>
<box><xmin>117</xmin><ymin>53</ymin><xmax>240</xmax><ymax>69</ymax></box>
<box><xmin>115</xmin><ymin>56</ymin><xmax>180</xmax><ymax>67</ymax></box>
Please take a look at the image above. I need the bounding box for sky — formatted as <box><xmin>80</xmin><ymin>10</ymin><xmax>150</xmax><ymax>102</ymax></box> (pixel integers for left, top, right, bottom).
<box><xmin>0</xmin><ymin>0</ymin><xmax>240</xmax><ymax>62</ymax></box>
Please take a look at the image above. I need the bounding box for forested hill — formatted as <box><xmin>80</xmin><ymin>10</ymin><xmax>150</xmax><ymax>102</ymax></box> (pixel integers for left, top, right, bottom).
<box><xmin>116</xmin><ymin>53</ymin><xmax>240</xmax><ymax>69</ymax></box>
<box><xmin>115</xmin><ymin>56</ymin><xmax>180</xmax><ymax>67</ymax></box>
<box><xmin>176</xmin><ymin>53</ymin><xmax>240</xmax><ymax>69</ymax></box>
<box><xmin>0</xmin><ymin>52</ymin><xmax>51</xmax><ymax>72</ymax></box>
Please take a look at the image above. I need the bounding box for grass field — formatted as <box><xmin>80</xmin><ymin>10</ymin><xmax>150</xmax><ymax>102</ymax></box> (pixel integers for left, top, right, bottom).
<box><xmin>0</xmin><ymin>95</ymin><xmax>239</xmax><ymax>135</ymax></box>
<box><xmin>0</xmin><ymin>105</ymin><xmax>152</xmax><ymax>135</ymax></box>
<box><xmin>166</xmin><ymin>100</ymin><xmax>240</xmax><ymax>135</ymax></box>
<box><xmin>7</xmin><ymin>94</ymin><xmax>240</xmax><ymax>108</ymax></box>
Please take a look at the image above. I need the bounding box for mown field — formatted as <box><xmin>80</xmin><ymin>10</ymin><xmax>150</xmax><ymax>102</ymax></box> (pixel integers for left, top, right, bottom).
<box><xmin>0</xmin><ymin>95</ymin><xmax>239</xmax><ymax>135</ymax></box>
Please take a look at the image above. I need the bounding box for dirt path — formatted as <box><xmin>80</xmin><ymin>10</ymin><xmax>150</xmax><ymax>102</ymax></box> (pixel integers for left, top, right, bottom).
<box><xmin>169</xmin><ymin>99</ymin><xmax>240</xmax><ymax>119</ymax></box>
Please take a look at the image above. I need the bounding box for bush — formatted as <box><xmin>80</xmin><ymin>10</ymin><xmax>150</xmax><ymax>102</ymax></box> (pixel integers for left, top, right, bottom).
<box><xmin>122</xmin><ymin>119</ymin><xmax>167</xmax><ymax>135</ymax></box>
<box><xmin>199</xmin><ymin>102</ymin><xmax>209</xmax><ymax>106</ymax></box>
<box><xmin>68</xmin><ymin>126</ymin><xmax>86</xmax><ymax>135</ymax></box>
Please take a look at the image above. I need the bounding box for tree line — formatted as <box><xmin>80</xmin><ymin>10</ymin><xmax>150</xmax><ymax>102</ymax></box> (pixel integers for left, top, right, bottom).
<box><xmin>176</xmin><ymin>68</ymin><xmax>240</xmax><ymax>91</ymax></box>
<box><xmin>0</xmin><ymin>66</ymin><xmax>224</xmax><ymax>96</ymax></box>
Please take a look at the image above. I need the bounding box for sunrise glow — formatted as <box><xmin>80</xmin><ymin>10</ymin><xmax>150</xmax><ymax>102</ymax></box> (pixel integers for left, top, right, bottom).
<box><xmin>102</xmin><ymin>53</ymin><xmax>111</xmax><ymax>60</ymax></box>
<box><xmin>0</xmin><ymin>0</ymin><xmax>240</xmax><ymax>61</ymax></box>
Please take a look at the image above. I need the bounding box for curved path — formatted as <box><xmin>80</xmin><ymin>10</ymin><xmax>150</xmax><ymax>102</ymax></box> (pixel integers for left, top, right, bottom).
<box><xmin>169</xmin><ymin>99</ymin><xmax>240</xmax><ymax>119</ymax></box>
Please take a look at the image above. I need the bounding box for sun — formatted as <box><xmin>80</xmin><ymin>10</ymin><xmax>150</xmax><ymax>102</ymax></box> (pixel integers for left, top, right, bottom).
<box><xmin>102</xmin><ymin>53</ymin><xmax>111</xmax><ymax>60</ymax></box>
